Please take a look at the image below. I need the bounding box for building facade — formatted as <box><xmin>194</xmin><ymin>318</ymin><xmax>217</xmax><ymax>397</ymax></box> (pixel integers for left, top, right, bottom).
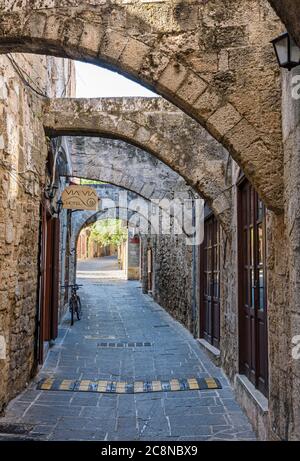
<box><xmin>0</xmin><ymin>52</ymin><xmax>75</xmax><ymax>412</ymax></box>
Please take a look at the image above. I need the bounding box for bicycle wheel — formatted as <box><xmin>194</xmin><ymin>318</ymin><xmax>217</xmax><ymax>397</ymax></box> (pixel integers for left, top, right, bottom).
<box><xmin>69</xmin><ymin>298</ymin><xmax>74</xmax><ymax>326</ymax></box>
<box><xmin>76</xmin><ymin>296</ymin><xmax>82</xmax><ymax>321</ymax></box>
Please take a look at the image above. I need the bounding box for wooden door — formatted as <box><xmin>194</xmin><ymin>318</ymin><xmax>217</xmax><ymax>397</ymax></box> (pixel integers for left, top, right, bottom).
<box><xmin>50</xmin><ymin>217</ymin><xmax>60</xmax><ymax>340</ymax></box>
<box><xmin>38</xmin><ymin>205</ymin><xmax>47</xmax><ymax>363</ymax></box>
<box><xmin>38</xmin><ymin>207</ymin><xmax>60</xmax><ymax>363</ymax></box>
<box><xmin>200</xmin><ymin>214</ymin><xmax>220</xmax><ymax>348</ymax></box>
<box><xmin>238</xmin><ymin>178</ymin><xmax>268</xmax><ymax>396</ymax></box>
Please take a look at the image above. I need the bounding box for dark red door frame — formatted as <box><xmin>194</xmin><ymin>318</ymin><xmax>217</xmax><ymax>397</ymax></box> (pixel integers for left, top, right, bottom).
<box><xmin>237</xmin><ymin>176</ymin><xmax>269</xmax><ymax>397</ymax></box>
<box><xmin>199</xmin><ymin>213</ymin><xmax>221</xmax><ymax>349</ymax></box>
<box><xmin>37</xmin><ymin>203</ymin><xmax>60</xmax><ymax>364</ymax></box>
<box><xmin>51</xmin><ymin>217</ymin><xmax>60</xmax><ymax>340</ymax></box>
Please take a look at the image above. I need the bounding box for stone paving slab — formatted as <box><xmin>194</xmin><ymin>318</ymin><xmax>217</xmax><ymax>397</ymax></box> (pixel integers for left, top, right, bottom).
<box><xmin>0</xmin><ymin>259</ymin><xmax>256</xmax><ymax>441</ymax></box>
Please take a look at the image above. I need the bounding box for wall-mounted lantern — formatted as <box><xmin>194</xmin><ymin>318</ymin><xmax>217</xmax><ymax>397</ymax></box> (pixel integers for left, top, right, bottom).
<box><xmin>271</xmin><ymin>32</ymin><xmax>300</xmax><ymax>71</ymax></box>
<box><xmin>44</xmin><ymin>184</ymin><xmax>58</xmax><ymax>201</ymax></box>
<box><xmin>51</xmin><ymin>198</ymin><xmax>63</xmax><ymax>217</ymax></box>
<box><xmin>55</xmin><ymin>198</ymin><xmax>64</xmax><ymax>216</ymax></box>
<box><xmin>44</xmin><ymin>184</ymin><xmax>63</xmax><ymax>216</ymax></box>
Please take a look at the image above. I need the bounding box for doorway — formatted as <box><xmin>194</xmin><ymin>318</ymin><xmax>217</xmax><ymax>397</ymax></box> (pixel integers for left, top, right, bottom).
<box><xmin>38</xmin><ymin>207</ymin><xmax>60</xmax><ymax>363</ymax></box>
<box><xmin>200</xmin><ymin>213</ymin><xmax>220</xmax><ymax>349</ymax></box>
<box><xmin>238</xmin><ymin>177</ymin><xmax>268</xmax><ymax>397</ymax></box>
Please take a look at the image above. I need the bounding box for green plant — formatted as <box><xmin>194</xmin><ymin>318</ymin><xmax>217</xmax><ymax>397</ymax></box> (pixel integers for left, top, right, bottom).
<box><xmin>79</xmin><ymin>178</ymin><xmax>106</xmax><ymax>185</ymax></box>
<box><xmin>89</xmin><ymin>219</ymin><xmax>127</xmax><ymax>247</ymax></box>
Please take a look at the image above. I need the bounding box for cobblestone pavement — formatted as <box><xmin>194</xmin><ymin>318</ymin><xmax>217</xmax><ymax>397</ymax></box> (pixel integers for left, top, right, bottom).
<box><xmin>0</xmin><ymin>258</ymin><xmax>256</xmax><ymax>441</ymax></box>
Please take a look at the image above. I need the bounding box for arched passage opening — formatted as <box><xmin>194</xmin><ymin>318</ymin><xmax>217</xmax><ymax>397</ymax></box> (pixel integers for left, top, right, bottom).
<box><xmin>44</xmin><ymin>98</ymin><xmax>232</xmax><ymax>233</ymax></box>
<box><xmin>0</xmin><ymin>1</ymin><xmax>284</xmax><ymax>213</ymax></box>
<box><xmin>76</xmin><ymin>217</ymin><xmax>131</xmax><ymax>283</ymax></box>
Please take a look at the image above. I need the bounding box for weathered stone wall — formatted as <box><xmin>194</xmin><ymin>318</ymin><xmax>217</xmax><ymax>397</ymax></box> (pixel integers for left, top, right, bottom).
<box><xmin>139</xmin><ymin>155</ymin><xmax>294</xmax><ymax>441</ymax></box>
<box><xmin>0</xmin><ymin>53</ymin><xmax>73</xmax><ymax>413</ymax></box>
<box><xmin>219</xmin><ymin>151</ymin><xmax>298</xmax><ymax>441</ymax></box>
<box><xmin>270</xmin><ymin>67</ymin><xmax>300</xmax><ymax>440</ymax></box>
<box><xmin>0</xmin><ymin>0</ymin><xmax>298</xmax><ymax>441</ymax></box>
<box><xmin>230</xmin><ymin>66</ymin><xmax>300</xmax><ymax>441</ymax></box>
<box><xmin>219</xmin><ymin>160</ymin><xmax>239</xmax><ymax>381</ymax></box>
<box><xmin>142</xmin><ymin>234</ymin><xmax>194</xmax><ymax>333</ymax></box>
<box><xmin>58</xmin><ymin>177</ymin><xmax>71</xmax><ymax>320</ymax></box>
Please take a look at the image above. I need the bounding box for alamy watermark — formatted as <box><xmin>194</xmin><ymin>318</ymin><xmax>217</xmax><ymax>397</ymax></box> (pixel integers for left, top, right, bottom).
<box><xmin>99</xmin><ymin>191</ymin><xmax>205</xmax><ymax>246</ymax></box>
<box><xmin>292</xmin><ymin>335</ymin><xmax>300</xmax><ymax>360</ymax></box>
<box><xmin>0</xmin><ymin>336</ymin><xmax>6</xmax><ymax>360</ymax></box>
<box><xmin>291</xmin><ymin>75</ymin><xmax>300</xmax><ymax>100</ymax></box>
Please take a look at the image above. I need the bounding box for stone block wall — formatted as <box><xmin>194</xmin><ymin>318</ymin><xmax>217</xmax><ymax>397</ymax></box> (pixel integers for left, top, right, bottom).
<box><xmin>142</xmin><ymin>234</ymin><xmax>195</xmax><ymax>334</ymax></box>
<box><xmin>0</xmin><ymin>54</ymin><xmax>74</xmax><ymax>413</ymax></box>
<box><xmin>269</xmin><ymin>66</ymin><xmax>300</xmax><ymax>440</ymax></box>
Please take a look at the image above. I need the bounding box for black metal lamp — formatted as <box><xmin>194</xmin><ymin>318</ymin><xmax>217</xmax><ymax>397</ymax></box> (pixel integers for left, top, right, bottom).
<box><xmin>52</xmin><ymin>198</ymin><xmax>63</xmax><ymax>216</ymax></box>
<box><xmin>44</xmin><ymin>184</ymin><xmax>58</xmax><ymax>200</ymax></box>
<box><xmin>56</xmin><ymin>198</ymin><xmax>63</xmax><ymax>215</ymax></box>
<box><xmin>272</xmin><ymin>32</ymin><xmax>300</xmax><ymax>71</ymax></box>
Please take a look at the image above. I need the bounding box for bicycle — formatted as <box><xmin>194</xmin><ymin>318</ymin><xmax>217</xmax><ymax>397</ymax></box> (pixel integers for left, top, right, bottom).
<box><xmin>62</xmin><ymin>284</ymin><xmax>83</xmax><ymax>326</ymax></box>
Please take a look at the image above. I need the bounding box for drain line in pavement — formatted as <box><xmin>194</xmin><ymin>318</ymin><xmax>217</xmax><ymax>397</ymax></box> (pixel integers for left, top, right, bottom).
<box><xmin>97</xmin><ymin>341</ymin><xmax>153</xmax><ymax>348</ymax></box>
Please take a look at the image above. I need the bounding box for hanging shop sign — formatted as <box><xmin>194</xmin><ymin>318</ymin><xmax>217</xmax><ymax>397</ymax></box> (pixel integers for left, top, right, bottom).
<box><xmin>61</xmin><ymin>185</ymin><xmax>99</xmax><ymax>211</ymax></box>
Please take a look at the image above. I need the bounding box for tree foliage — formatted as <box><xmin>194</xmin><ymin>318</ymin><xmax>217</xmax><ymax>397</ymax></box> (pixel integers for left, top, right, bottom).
<box><xmin>90</xmin><ymin>219</ymin><xmax>127</xmax><ymax>247</ymax></box>
<box><xmin>80</xmin><ymin>178</ymin><xmax>106</xmax><ymax>185</ymax></box>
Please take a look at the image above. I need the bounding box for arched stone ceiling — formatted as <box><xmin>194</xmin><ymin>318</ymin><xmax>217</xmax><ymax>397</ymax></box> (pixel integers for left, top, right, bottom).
<box><xmin>67</xmin><ymin>136</ymin><xmax>194</xmax><ymax>202</ymax></box>
<box><xmin>0</xmin><ymin>0</ymin><xmax>284</xmax><ymax>212</ymax></box>
<box><xmin>44</xmin><ymin>97</ymin><xmax>232</xmax><ymax>230</ymax></box>
<box><xmin>70</xmin><ymin>183</ymin><xmax>195</xmax><ymax>248</ymax></box>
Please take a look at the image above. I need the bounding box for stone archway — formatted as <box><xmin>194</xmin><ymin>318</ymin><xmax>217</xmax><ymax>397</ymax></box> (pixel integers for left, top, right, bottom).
<box><xmin>70</xmin><ymin>183</ymin><xmax>193</xmax><ymax>257</ymax></box>
<box><xmin>67</xmin><ymin>137</ymin><xmax>192</xmax><ymax>202</ymax></box>
<box><xmin>70</xmin><ymin>188</ymin><xmax>157</xmax><ymax>285</ymax></box>
<box><xmin>0</xmin><ymin>0</ymin><xmax>284</xmax><ymax>212</ymax></box>
<box><xmin>69</xmin><ymin>182</ymin><xmax>199</xmax><ymax>281</ymax></box>
<box><xmin>71</xmin><ymin>186</ymin><xmax>149</xmax><ymax>248</ymax></box>
<box><xmin>44</xmin><ymin>97</ymin><xmax>231</xmax><ymax>231</ymax></box>
<box><xmin>268</xmin><ymin>1</ymin><xmax>300</xmax><ymax>45</ymax></box>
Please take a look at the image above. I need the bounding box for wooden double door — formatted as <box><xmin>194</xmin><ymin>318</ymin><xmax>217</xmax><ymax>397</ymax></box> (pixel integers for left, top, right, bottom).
<box><xmin>238</xmin><ymin>178</ymin><xmax>268</xmax><ymax>396</ymax></box>
<box><xmin>200</xmin><ymin>213</ymin><xmax>220</xmax><ymax>349</ymax></box>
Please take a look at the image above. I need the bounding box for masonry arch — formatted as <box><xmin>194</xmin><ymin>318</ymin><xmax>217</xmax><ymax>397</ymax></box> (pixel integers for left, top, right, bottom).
<box><xmin>67</xmin><ymin>136</ymin><xmax>192</xmax><ymax>202</ymax></box>
<box><xmin>71</xmin><ymin>202</ymin><xmax>156</xmax><ymax>285</ymax></box>
<box><xmin>70</xmin><ymin>184</ymin><xmax>192</xmax><ymax>254</ymax></box>
<box><xmin>71</xmin><ymin>190</ymin><xmax>151</xmax><ymax>247</ymax></box>
<box><xmin>67</xmin><ymin>147</ymin><xmax>203</xmax><ymax>247</ymax></box>
<box><xmin>0</xmin><ymin>1</ymin><xmax>284</xmax><ymax>212</ymax></box>
<box><xmin>74</xmin><ymin>209</ymin><xmax>146</xmax><ymax>246</ymax></box>
<box><xmin>45</xmin><ymin>97</ymin><xmax>232</xmax><ymax>232</ymax></box>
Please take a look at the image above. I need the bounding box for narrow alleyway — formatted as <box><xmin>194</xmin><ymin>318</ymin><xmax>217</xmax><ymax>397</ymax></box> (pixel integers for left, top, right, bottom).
<box><xmin>1</xmin><ymin>260</ymin><xmax>256</xmax><ymax>441</ymax></box>
<box><xmin>77</xmin><ymin>256</ymin><xmax>126</xmax><ymax>280</ymax></box>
